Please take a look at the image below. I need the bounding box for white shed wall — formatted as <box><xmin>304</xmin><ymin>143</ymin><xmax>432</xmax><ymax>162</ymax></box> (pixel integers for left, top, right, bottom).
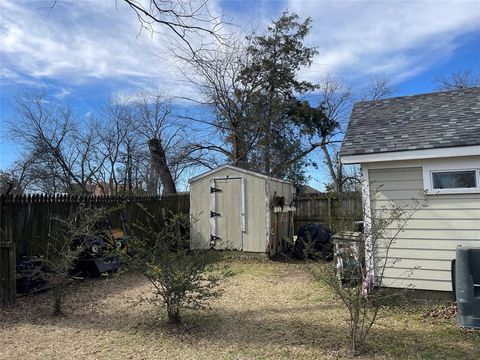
<box><xmin>366</xmin><ymin>156</ymin><xmax>480</xmax><ymax>291</ymax></box>
<box><xmin>190</xmin><ymin>167</ymin><xmax>268</xmax><ymax>252</ymax></box>
<box><xmin>267</xmin><ymin>178</ymin><xmax>295</xmax><ymax>205</ymax></box>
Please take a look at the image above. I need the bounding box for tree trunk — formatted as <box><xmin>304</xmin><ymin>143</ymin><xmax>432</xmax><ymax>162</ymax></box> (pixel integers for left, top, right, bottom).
<box><xmin>321</xmin><ymin>145</ymin><xmax>341</xmax><ymax>193</ymax></box>
<box><xmin>263</xmin><ymin>120</ymin><xmax>272</xmax><ymax>174</ymax></box>
<box><xmin>52</xmin><ymin>282</ymin><xmax>63</xmax><ymax>316</ymax></box>
<box><xmin>126</xmin><ymin>143</ymin><xmax>133</xmax><ymax>193</ymax></box>
<box><xmin>167</xmin><ymin>297</ymin><xmax>181</xmax><ymax>323</ymax></box>
<box><xmin>148</xmin><ymin>138</ymin><xmax>177</xmax><ymax>194</ymax></box>
<box><xmin>146</xmin><ymin>165</ymin><xmax>159</xmax><ymax>195</ymax></box>
<box><xmin>232</xmin><ymin>129</ymin><xmax>248</xmax><ymax>168</ymax></box>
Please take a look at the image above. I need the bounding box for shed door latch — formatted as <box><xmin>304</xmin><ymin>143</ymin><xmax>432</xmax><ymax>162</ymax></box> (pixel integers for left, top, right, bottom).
<box><xmin>210</xmin><ymin>211</ymin><xmax>221</xmax><ymax>218</ymax></box>
<box><xmin>210</xmin><ymin>235</ymin><xmax>221</xmax><ymax>248</ymax></box>
<box><xmin>210</xmin><ymin>187</ymin><xmax>222</xmax><ymax>193</ymax></box>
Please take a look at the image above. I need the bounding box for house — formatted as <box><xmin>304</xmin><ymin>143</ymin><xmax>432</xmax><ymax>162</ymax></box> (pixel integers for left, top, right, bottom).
<box><xmin>340</xmin><ymin>87</ymin><xmax>480</xmax><ymax>291</ymax></box>
<box><xmin>189</xmin><ymin>165</ymin><xmax>295</xmax><ymax>255</ymax></box>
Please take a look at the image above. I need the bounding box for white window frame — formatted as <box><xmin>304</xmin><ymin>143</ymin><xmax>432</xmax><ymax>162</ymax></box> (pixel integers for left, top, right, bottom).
<box><xmin>422</xmin><ymin>159</ymin><xmax>480</xmax><ymax>195</ymax></box>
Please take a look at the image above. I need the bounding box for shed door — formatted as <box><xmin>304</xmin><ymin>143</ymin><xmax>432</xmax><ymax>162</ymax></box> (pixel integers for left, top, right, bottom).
<box><xmin>212</xmin><ymin>178</ymin><xmax>243</xmax><ymax>250</ymax></box>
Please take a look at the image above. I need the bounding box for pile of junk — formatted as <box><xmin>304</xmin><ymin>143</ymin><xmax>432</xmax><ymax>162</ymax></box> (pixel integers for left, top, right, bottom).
<box><xmin>16</xmin><ymin>217</ymin><xmax>128</xmax><ymax>295</ymax></box>
<box><xmin>293</xmin><ymin>221</ymin><xmax>364</xmax><ymax>283</ymax></box>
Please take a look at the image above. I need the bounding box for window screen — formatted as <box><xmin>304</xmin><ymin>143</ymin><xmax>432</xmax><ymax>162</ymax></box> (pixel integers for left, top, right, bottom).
<box><xmin>432</xmin><ymin>171</ymin><xmax>477</xmax><ymax>189</ymax></box>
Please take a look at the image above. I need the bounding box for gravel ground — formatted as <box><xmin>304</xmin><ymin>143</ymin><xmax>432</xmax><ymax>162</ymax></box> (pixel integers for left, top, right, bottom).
<box><xmin>1</xmin><ymin>259</ymin><xmax>479</xmax><ymax>359</ymax></box>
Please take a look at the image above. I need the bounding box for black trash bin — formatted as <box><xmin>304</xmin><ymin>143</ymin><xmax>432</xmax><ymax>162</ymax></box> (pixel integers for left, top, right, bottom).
<box><xmin>455</xmin><ymin>246</ymin><xmax>480</xmax><ymax>329</ymax></box>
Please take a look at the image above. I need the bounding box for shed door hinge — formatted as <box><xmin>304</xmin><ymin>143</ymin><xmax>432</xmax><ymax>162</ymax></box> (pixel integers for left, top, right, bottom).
<box><xmin>210</xmin><ymin>211</ymin><xmax>221</xmax><ymax>218</ymax></box>
<box><xmin>210</xmin><ymin>187</ymin><xmax>222</xmax><ymax>193</ymax></box>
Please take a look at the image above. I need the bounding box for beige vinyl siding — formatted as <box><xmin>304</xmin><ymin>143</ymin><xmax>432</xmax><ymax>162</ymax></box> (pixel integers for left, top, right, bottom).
<box><xmin>369</xmin><ymin>163</ymin><xmax>480</xmax><ymax>291</ymax></box>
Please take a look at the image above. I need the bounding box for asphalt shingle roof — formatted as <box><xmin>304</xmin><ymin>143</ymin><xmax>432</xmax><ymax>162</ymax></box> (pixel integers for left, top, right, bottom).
<box><xmin>340</xmin><ymin>87</ymin><xmax>480</xmax><ymax>156</ymax></box>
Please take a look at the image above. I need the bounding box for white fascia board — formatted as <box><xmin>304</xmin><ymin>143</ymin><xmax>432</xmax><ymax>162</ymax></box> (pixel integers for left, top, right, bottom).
<box><xmin>189</xmin><ymin>164</ymin><xmax>293</xmax><ymax>184</ymax></box>
<box><xmin>341</xmin><ymin>145</ymin><xmax>480</xmax><ymax>164</ymax></box>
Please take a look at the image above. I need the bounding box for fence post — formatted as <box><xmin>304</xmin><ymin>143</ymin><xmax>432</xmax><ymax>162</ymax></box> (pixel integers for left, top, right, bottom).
<box><xmin>0</xmin><ymin>242</ymin><xmax>16</xmax><ymax>304</ymax></box>
<box><xmin>327</xmin><ymin>196</ymin><xmax>332</xmax><ymax>229</ymax></box>
<box><xmin>1</xmin><ymin>194</ymin><xmax>16</xmax><ymax>304</ymax></box>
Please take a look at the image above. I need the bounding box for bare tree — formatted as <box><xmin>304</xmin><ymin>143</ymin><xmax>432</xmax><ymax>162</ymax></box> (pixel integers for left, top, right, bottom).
<box><xmin>95</xmin><ymin>93</ymin><xmax>184</xmax><ymax>195</ymax></box>
<box><xmin>320</xmin><ymin>74</ymin><xmax>394</xmax><ymax>193</ymax></box>
<box><xmin>9</xmin><ymin>92</ymin><xmax>106</xmax><ymax>194</ymax></box>
<box><xmin>0</xmin><ymin>170</ymin><xmax>23</xmax><ymax>195</ymax></box>
<box><xmin>434</xmin><ymin>69</ymin><xmax>480</xmax><ymax>90</ymax></box>
<box><xmin>7</xmin><ymin>91</ymin><xmax>191</xmax><ymax>195</ymax></box>
<box><xmin>176</xmin><ymin>38</ymin><xmax>261</xmax><ymax>169</ymax></box>
<box><xmin>95</xmin><ymin>102</ymin><xmax>144</xmax><ymax>194</ymax></box>
<box><xmin>318</xmin><ymin>74</ymin><xmax>354</xmax><ymax>126</ymax></box>
<box><xmin>360</xmin><ymin>74</ymin><xmax>394</xmax><ymax>101</ymax></box>
<box><xmin>132</xmin><ymin>92</ymin><xmax>187</xmax><ymax>194</ymax></box>
<box><xmin>123</xmin><ymin>0</ymin><xmax>225</xmax><ymax>56</ymax></box>
<box><xmin>179</xmin><ymin>12</ymin><xmax>334</xmax><ymax>183</ymax></box>
<box><xmin>12</xmin><ymin>152</ymin><xmax>64</xmax><ymax>193</ymax></box>
<box><xmin>314</xmin><ymin>75</ymin><xmax>354</xmax><ymax>192</ymax></box>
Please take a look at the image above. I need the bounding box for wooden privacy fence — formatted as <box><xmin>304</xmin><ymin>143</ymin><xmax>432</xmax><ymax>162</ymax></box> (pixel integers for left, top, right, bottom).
<box><xmin>1</xmin><ymin>191</ymin><xmax>361</xmax><ymax>303</ymax></box>
<box><xmin>295</xmin><ymin>193</ymin><xmax>363</xmax><ymax>231</ymax></box>
<box><xmin>0</xmin><ymin>192</ymin><xmax>189</xmax><ymax>304</ymax></box>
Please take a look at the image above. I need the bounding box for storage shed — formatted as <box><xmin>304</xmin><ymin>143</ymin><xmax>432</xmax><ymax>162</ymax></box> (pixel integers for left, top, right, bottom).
<box><xmin>189</xmin><ymin>165</ymin><xmax>296</xmax><ymax>255</ymax></box>
<box><xmin>340</xmin><ymin>87</ymin><xmax>480</xmax><ymax>292</ymax></box>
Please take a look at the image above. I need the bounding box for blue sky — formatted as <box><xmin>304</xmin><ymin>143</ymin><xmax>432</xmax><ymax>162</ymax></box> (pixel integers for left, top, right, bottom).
<box><xmin>1</xmin><ymin>0</ymin><xmax>480</xmax><ymax>189</ymax></box>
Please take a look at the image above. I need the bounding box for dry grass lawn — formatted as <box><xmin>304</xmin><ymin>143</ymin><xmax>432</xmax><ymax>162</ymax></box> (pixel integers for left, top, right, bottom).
<box><xmin>1</xmin><ymin>259</ymin><xmax>479</xmax><ymax>359</ymax></box>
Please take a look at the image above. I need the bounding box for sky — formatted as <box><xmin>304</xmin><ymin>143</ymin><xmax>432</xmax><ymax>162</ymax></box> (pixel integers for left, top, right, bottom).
<box><xmin>1</xmin><ymin>0</ymin><xmax>480</xmax><ymax>189</ymax></box>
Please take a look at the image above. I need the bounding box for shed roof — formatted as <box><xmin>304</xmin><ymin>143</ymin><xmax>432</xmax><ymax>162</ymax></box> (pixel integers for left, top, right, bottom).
<box><xmin>340</xmin><ymin>87</ymin><xmax>480</xmax><ymax>156</ymax></box>
<box><xmin>188</xmin><ymin>165</ymin><xmax>293</xmax><ymax>184</ymax></box>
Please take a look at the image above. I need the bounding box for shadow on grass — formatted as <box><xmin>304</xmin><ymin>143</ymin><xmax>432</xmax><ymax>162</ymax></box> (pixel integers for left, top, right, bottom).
<box><xmin>2</xmin><ymin>270</ymin><xmax>479</xmax><ymax>359</ymax></box>
<box><xmin>0</xmin><ymin>272</ymin><xmax>148</xmax><ymax>326</ymax></box>
<box><xmin>3</xmin><ymin>286</ymin><xmax>479</xmax><ymax>360</ymax></box>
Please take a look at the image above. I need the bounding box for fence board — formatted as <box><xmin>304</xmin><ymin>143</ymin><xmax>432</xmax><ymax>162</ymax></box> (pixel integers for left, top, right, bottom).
<box><xmin>0</xmin><ymin>191</ymin><xmax>16</xmax><ymax>304</ymax></box>
<box><xmin>0</xmin><ymin>243</ymin><xmax>16</xmax><ymax>304</ymax></box>
<box><xmin>0</xmin><ymin>193</ymin><xmax>190</xmax><ymax>261</ymax></box>
<box><xmin>1</xmin><ymin>191</ymin><xmax>361</xmax><ymax>301</ymax></box>
<box><xmin>294</xmin><ymin>193</ymin><xmax>362</xmax><ymax>231</ymax></box>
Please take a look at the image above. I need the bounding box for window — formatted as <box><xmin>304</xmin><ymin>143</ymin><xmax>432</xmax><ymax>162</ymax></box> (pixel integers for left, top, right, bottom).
<box><xmin>422</xmin><ymin>159</ymin><xmax>480</xmax><ymax>194</ymax></box>
<box><xmin>432</xmin><ymin>170</ymin><xmax>477</xmax><ymax>189</ymax></box>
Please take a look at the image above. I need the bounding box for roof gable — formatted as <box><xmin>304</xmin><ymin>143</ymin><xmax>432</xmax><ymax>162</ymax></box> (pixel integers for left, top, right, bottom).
<box><xmin>340</xmin><ymin>87</ymin><xmax>480</xmax><ymax>157</ymax></box>
<box><xmin>188</xmin><ymin>165</ymin><xmax>292</xmax><ymax>184</ymax></box>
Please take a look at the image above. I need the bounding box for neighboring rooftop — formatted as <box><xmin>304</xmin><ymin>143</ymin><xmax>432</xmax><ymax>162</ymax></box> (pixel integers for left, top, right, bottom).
<box><xmin>340</xmin><ymin>87</ymin><xmax>480</xmax><ymax>156</ymax></box>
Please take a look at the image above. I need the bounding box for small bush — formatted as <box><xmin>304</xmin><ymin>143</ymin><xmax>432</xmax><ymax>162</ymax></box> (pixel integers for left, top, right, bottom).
<box><xmin>310</xmin><ymin>197</ymin><xmax>426</xmax><ymax>355</ymax></box>
<box><xmin>46</xmin><ymin>204</ymin><xmax>119</xmax><ymax>316</ymax></box>
<box><xmin>128</xmin><ymin>210</ymin><xmax>233</xmax><ymax>324</ymax></box>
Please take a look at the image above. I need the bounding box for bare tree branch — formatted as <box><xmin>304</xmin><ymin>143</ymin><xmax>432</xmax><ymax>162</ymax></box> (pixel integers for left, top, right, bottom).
<box><xmin>122</xmin><ymin>0</ymin><xmax>226</xmax><ymax>57</ymax></box>
<box><xmin>433</xmin><ymin>69</ymin><xmax>480</xmax><ymax>90</ymax></box>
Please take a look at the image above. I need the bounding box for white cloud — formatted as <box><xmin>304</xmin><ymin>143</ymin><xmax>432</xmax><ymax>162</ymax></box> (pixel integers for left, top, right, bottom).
<box><xmin>0</xmin><ymin>0</ymin><xmax>211</xmax><ymax>97</ymax></box>
<box><xmin>53</xmin><ymin>87</ymin><xmax>72</xmax><ymax>99</ymax></box>
<box><xmin>288</xmin><ymin>0</ymin><xmax>480</xmax><ymax>84</ymax></box>
<box><xmin>1</xmin><ymin>0</ymin><xmax>479</xmax><ymax>98</ymax></box>
<box><xmin>0</xmin><ymin>67</ymin><xmax>20</xmax><ymax>79</ymax></box>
